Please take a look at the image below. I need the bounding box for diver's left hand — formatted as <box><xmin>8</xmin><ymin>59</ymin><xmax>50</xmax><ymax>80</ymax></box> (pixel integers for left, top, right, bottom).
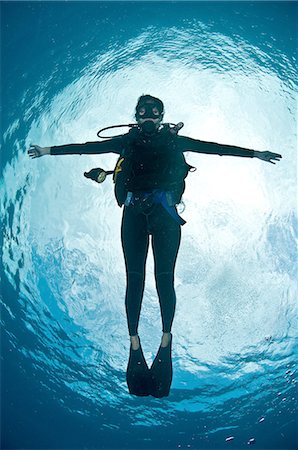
<box><xmin>254</xmin><ymin>151</ymin><xmax>282</xmax><ymax>164</ymax></box>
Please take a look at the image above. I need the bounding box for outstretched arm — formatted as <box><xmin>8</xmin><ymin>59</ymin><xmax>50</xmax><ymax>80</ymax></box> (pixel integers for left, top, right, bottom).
<box><xmin>28</xmin><ymin>137</ymin><xmax>123</xmax><ymax>159</ymax></box>
<box><xmin>177</xmin><ymin>135</ymin><xmax>282</xmax><ymax>164</ymax></box>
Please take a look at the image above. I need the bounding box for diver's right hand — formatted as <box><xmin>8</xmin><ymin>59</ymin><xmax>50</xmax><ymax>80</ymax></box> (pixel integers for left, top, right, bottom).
<box><xmin>28</xmin><ymin>144</ymin><xmax>51</xmax><ymax>159</ymax></box>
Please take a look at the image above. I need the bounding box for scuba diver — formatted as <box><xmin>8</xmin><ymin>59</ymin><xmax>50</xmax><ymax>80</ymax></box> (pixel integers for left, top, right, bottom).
<box><xmin>28</xmin><ymin>95</ymin><xmax>282</xmax><ymax>398</ymax></box>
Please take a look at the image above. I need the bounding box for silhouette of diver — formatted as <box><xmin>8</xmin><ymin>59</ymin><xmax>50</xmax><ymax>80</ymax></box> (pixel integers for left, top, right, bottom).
<box><xmin>28</xmin><ymin>95</ymin><xmax>282</xmax><ymax>397</ymax></box>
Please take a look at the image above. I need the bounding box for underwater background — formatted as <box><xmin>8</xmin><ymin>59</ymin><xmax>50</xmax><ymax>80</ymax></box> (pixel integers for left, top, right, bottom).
<box><xmin>1</xmin><ymin>1</ymin><xmax>297</xmax><ymax>449</ymax></box>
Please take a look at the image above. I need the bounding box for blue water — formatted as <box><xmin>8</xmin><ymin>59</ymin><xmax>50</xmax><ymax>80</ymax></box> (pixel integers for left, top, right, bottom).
<box><xmin>1</xmin><ymin>1</ymin><xmax>297</xmax><ymax>449</ymax></box>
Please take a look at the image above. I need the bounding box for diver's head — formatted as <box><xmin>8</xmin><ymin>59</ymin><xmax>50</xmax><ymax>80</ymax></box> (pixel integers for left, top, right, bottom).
<box><xmin>135</xmin><ymin>95</ymin><xmax>164</xmax><ymax>135</ymax></box>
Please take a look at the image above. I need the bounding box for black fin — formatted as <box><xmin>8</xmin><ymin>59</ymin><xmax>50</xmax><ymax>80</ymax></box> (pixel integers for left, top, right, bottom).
<box><xmin>150</xmin><ymin>334</ymin><xmax>173</xmax><ymax>398</ymax></box>
<box><xmin>126</xmin><ymin>342</ymin><xmax>151</xmax><ymax>397</ymax></box>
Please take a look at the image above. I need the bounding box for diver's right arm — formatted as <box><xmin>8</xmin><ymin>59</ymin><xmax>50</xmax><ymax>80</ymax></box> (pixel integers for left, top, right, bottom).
<box><xmin>28</xmin><ymin>138</ymin><xmax>122</xmax><ymax>158</ymax></box>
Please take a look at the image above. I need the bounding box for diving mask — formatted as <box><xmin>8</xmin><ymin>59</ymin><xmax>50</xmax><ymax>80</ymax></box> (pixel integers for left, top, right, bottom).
<box><xmin>136</xmin><ymin>102</ymin><xmax>163</xmax><ymax>134</ymax></box>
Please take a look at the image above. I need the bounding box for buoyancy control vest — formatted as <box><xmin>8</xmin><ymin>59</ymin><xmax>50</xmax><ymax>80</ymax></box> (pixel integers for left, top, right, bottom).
<box><xmin>113</xmin><ymin>125</ymin><xmax>193</xmax><ymax>207</ymax></box>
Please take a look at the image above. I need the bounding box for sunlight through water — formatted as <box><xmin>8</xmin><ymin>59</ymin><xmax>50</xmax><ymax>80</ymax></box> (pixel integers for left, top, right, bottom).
<box><xmin>1</xmin><ymin>3</ymin><xmax>297</xmax><ymax>449</ymax></box>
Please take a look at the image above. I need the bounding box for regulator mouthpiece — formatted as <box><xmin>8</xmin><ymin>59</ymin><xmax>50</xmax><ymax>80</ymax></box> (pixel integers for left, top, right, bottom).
<box><xmin>139</xmin><ymin>120</ymin><xmax>160</xmax><ymax>135</ymax></box>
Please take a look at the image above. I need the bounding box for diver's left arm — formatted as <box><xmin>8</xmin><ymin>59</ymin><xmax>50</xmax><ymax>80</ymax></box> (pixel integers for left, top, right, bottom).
<box><xmin>177</xmin><ymin>136</ymin><xmax>282</xmax><ymax>164</ymax></box>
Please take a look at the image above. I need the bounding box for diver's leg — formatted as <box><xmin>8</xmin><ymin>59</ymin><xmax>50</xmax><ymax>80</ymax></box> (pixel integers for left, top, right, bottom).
<box><xmin>151</xmin><ymin>206</ymin><xmax>181</xmax><ymax>343</ymax></box>
<box><xmin>122</xmin><ymin>207</ymin><xmax>151</xmax><ymax>396</ymax></box>
<box><xmin>150</xmin><ymin>206</ymin><xmax>181</xmax><ymax>398</ymax></box>
<box><xmin>149</xmin><ymin>207</ymin><xmax>180</xmax><ymax>397</ymax></box>
<box><xmin>121</xmin><ymin>207</ymin><xmax>149</xmax><ymax>346</ymax></box>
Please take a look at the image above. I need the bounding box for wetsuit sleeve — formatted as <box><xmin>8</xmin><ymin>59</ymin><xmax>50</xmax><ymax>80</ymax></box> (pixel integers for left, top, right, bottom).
<box><xmin>177</xmin><ymin>135</ymin><xmax>255</xmax><ymax>158</ymax></box>
<box><xmin>50</xmin><ymin>136</ymin><xmax>123</xmax><ymax>155</ymax></box>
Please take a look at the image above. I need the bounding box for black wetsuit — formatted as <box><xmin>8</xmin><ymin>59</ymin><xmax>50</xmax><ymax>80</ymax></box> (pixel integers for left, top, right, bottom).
<box><xmin>51</xmin><ymin>131</ymin><xmax>255</xmax><ymax>336</ymax></box>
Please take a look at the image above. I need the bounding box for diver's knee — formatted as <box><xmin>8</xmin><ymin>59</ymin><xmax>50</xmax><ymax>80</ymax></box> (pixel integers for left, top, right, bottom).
<box><xmin>155</xmin><ymin>271</ymin><xmax>174</xmax><ymax>281</ymax></box>
<box><xmin>127</xmin><ymin>271</ymin><xmax>145</xmax><ymax>279</ymax></box>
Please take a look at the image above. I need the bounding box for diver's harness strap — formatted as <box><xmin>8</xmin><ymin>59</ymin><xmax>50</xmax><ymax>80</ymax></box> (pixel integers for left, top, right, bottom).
<box><xmin>124</xmin><ymin>190</ymin><xmax>186</xmax><ymax>226</ymax></box>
